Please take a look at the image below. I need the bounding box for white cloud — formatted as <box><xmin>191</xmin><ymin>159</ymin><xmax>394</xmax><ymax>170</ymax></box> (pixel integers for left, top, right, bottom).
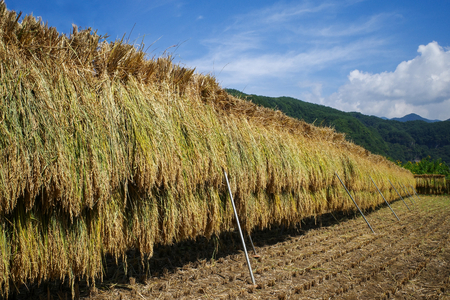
<box><xmin>294</xmin><ymin>13</ymin><xmax>399</xmax><ymax>37</ymax></box>
<box><xmin>327</xmin><ymin>41</ymin><xmax>450</xmax><ymax>120</ymax></box>
<box><xmin>189</xmin><ymin>33</ymin><xmax>385</xmax><ymax>85</ymax></box>
<box><xmin>180</xmin><ymin>1</ymin><xmax>449</xmax><ymax>120</ymax></box>
<box><xmin>256</xmin><ymin>2</ymin><xmax>334</xmax><ymax>24</ymax></box>
<box><xmin>183</xmin><ymin>0</ymin><xmax>394</xmax><ymax>94</ymax></box>
<box><xmin>299</xmin><ymin>81</ymin><xmax>326</xmax><ymax>105</ymax></box>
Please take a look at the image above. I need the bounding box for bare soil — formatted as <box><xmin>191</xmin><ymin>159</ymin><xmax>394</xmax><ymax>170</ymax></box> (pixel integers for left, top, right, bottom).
<box><xmin>14</xmin><ymin>195</ymin><xmax>450</xmax><ymax>299</ymax></box>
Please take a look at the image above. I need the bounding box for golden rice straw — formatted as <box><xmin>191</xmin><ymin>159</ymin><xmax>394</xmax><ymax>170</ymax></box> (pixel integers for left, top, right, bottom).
<box><xmin>0</xmin><ymin>2</ymin><xmax>414</xmax><ymax>296</ymax></box>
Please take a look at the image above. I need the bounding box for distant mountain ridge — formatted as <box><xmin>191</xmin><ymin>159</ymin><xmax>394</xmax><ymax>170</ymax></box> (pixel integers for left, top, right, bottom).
<box><xmin>385</xmin><ymin>113</ymin><xmax>441</xmax><ymax>123</ymax></box>
<box><xmin>226</xmin><ymin>89</ymin><xmax>450</xmax><ymax>164</ymax></box>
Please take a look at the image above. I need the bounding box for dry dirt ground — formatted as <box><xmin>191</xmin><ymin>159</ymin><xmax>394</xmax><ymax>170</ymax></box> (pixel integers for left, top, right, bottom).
<box><xmin>15</xmin><ymin>195</ymin><xmax>450</xmax><ymax>299</ymax></box>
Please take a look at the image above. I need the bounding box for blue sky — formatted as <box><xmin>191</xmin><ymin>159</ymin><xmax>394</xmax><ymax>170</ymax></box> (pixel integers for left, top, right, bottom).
<box><xmin>6</xmin><ymin>0</ymin><xmax>450</xmax><ymax>120</ymax></box>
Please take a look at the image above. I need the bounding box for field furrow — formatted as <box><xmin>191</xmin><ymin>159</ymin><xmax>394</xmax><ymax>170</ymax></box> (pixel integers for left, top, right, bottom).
<box><xmin>14</xmin><ymin>195</ymin><xmax>450</xmax><ymax>299</ymax></box>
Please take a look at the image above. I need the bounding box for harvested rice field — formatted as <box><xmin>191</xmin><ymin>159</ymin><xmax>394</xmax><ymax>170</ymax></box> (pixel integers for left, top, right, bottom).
<box><xmin>0</xmin><ymin>4</ymin><xmax>444</xmax><ymax>299</ymax></box>
<box><xmin>0</xmin><ymin>4</ymin><xmax>416</xmax><ymax>296</ymax></box>
<box><xmin>17</xmin><ymin>194</ymin><xmax>450</xmax><ymax>299</ymax></box>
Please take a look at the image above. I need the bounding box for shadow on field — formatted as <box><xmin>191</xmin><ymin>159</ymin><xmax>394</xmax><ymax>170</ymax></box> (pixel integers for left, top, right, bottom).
<box><xmin>7</xmin><ymin>198</ymin><xmax>405</xmax><ymax>300</ymax></box>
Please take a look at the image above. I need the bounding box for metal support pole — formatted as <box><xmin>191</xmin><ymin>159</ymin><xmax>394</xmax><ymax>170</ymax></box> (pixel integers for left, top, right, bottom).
<box><xmin>399</xmin><ymin>183</ymin><xmax>414</xmax><ymax>205</ymax></box>
<box><xmin>410</xmin><ymin>185</ymin><xmax>422</xmax><ymax>201</ymax></box>
<box><xmin>224</xmin><ymin>171</ymin><xmax>256</xmax><ymax>285</ymax></box>
<box><xmin>369</xmin><ymin>176</ymin><xmax>399</xmax><ymax>221</ymax></box>
<box><xmin>247</xmin><ymin>234</ymin><xmax>260</xmax><ymax>258</ymax></box>
<box><xmin>335</xmin><ymin>172</ymin><xmax>375</xmax><ymax>234</ymax></box>
<box><xmin>401</xmin><ymin>183</ymin><xmax>415</xmax><ymax>205</ymax></box>
<box><xmin>388</xmin><ymin>179</ymin><xmax>411</xmax><ymax>211</ymax></box>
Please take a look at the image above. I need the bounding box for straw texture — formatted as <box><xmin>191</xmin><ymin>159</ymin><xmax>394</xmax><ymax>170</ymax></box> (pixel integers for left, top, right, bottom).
<box><xmin>0</xmin><ymin>3</ymin><xmax>414</xmax><ymax>296</ymax></box>
<box><xmin>414</xmin><ymin>175</ymin><xmax>448</xmax><ymax>194</ymax></box>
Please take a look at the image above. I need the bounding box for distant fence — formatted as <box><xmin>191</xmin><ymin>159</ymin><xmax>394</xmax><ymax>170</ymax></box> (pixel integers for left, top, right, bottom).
<box><xmin>414</xmin><ymin>174</ymin><xmax>449</xmax><ymax>195</ymax></box>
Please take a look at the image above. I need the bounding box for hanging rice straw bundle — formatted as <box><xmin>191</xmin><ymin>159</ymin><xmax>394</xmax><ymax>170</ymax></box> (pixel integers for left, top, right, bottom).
<box><xmin>0</xmin><ymin>2</ymin><xmax>414</xmax><ymax>296</ymax></box>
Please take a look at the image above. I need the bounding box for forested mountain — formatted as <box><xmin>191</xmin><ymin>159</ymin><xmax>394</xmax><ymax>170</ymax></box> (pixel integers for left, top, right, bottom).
<box><xmin>226</xmin><ymin>89</ymin><xmax>450</xmax><ymax>164</ymax></box>
<box><xmin>388</xmin><ymin>113</ymin><xmax>441</xmax><ymax>123</ymax></box>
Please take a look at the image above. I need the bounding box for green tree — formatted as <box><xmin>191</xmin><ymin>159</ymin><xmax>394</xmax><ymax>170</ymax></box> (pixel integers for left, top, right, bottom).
<box><xmin>401</xmin><ymin>157</ymin><xmax>450</xmax><ymax>178</ymax></box>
